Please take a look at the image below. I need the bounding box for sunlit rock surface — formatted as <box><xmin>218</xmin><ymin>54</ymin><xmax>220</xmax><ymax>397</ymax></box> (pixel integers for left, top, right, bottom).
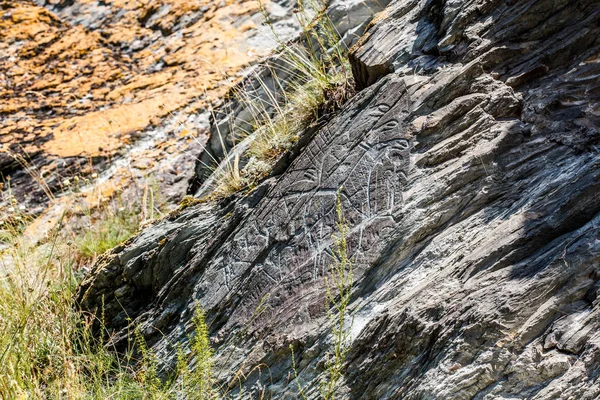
<box><xmin>55</xmin><ymin>0</ymin><xmax>600</xmax><ymax>398</ymax></box>
<box><xmin>0</xmin><ymin>0</ymin><xmax>296</xmax><ymax>219</ymax></box>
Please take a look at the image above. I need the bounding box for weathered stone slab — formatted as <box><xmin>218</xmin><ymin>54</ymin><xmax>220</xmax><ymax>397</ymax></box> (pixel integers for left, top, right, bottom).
<box><xmin>79</xmin><ymin>0</ymin><xmax>600</xmax><ymax>398</ymax></box>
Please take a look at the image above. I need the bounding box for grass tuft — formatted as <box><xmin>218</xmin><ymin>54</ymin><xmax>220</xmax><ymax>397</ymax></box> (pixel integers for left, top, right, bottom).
<box><xmin>176</xmin><ymin>307</ymin><xmax>217</xmax><ymax>399</ymax></box>
<box><xmin>75</xmin><ymin>204</ymin><xmax>140</xmax><ymax>262</ymax></box>
<box><xmin>209</xmin><ymin>0</ymin><xmax>354</xmax><ymax>200</ymax></box>
<box><xmin>0</xmin><ymin>175</ymin><xmax>219</xmax><ymax>398</ymax></box>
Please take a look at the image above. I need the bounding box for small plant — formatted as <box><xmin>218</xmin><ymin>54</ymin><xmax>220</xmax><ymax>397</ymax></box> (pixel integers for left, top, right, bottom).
<box><xmin>290</xmin><ymin>343</ymin><xmax>309</xmax><ymax>400</ymax></box>
<box><xmin>291</xmin><ymin>188</ymin><xmax>354</xmax><ymax>400</ymax></box>
<box><xmin>134</xmin><ymin>325</ymin><xmax>161</xmax><ymax>392</ymax></box>
<box><xmin>320</xmin><ymin>188</ymin><xmax>354</xmax><ymax>400</ymax></box>
<box><xmin>177</xmin><ymin>195</ymin><xmax>203</xmax><ymax>211</ymax></box>
<box><xmin>176</xmin><ymin>306</ymin><xmax>216</xmax><ymax>399</ymax></box>
<box><xmin>68</xmin><ymin>177</ymin><xmax>164</xmax><ymax>263</ymax></box>
<box><xmin>211</xmin><ymin>152</ymin><xmax>248</xmax><ymax>200</ymax></box>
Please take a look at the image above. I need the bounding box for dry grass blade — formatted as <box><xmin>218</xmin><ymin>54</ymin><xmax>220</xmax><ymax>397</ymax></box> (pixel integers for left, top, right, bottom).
<box><xmin>208</xmin><ymin>0</ymin><xmax>354</xmax><ymax>200</ymax></box>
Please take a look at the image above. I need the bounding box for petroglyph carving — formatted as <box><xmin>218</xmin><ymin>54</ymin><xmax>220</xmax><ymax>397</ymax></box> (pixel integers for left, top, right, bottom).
<box><xmin>219</xmin><ymin>78</ymin><xmax>414</xmax><ymax>292</ymax></box>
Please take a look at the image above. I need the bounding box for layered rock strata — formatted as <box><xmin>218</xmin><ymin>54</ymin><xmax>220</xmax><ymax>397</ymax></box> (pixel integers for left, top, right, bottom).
<box><xmin>0</xmin><ymin>0</ymin><xmax>296</xmax><ymax>215</ymax></box>
<box><xmin>78</xmin><ymin>0</ymin><xmax>600</xmax><ymax>398</ymax></box>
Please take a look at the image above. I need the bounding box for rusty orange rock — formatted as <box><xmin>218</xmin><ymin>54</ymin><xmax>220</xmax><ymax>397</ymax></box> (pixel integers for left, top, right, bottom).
<box><xmin>1</xmin><ymin>0</ymin><xmax>276</xmax><ymax>216</ymax></box>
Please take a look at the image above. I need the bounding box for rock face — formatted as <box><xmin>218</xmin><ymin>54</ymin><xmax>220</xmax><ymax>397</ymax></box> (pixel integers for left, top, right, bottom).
<box><xmin>78</xmin><ymin>0</ymin><xmax>600</xmax><ymax>399</ymax></box>
<box><xmin>0</xmin><ymin>0</ymin><xmax>297</xmax><ymax>215</ymax></box>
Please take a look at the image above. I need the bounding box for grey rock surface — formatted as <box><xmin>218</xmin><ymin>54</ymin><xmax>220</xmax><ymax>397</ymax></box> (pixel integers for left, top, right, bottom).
<box><xmin>78</xmin><ymin>0</ymin><xmax>600</xmax><ymax>398</ymax></box>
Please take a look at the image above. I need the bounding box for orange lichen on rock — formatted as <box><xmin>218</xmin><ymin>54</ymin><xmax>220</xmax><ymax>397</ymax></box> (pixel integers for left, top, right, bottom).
<box><xmin>0</xmin><ymin>5</ymin><xmax>60</xmax><ymax>42</ymax></box>
<box><xmin>2</xmin><ymin>0</ymin><xmax>269</xmax><ymax>159</ymax></box>
<box><xmin>2</xmin><ymin>0</ymin><xmax>283</xmax><ymax>237</ymax></box>
<box><xmin>43</xmin><ymin>89</ymin><xmax>191</xmax><ymax>157</ymax></box>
